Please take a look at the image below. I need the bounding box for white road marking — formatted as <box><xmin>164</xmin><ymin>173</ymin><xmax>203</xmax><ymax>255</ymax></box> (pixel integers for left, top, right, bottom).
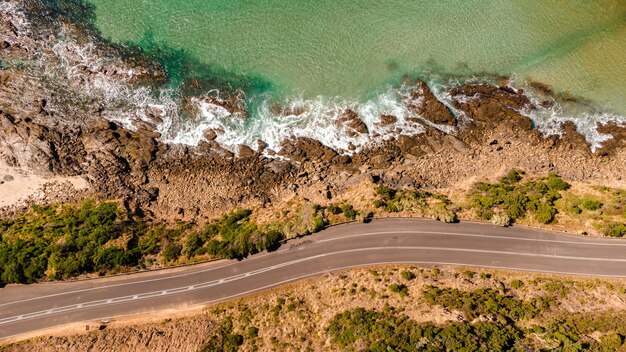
<box><xmin>4</xmin><ymin>244</ymin><xmax>626</xmax><ymax>327</ymax></box>
<box><xmin>3</xmin><ymin>225</ymin><xmax>625</xmax><ymax>308</ymax></box>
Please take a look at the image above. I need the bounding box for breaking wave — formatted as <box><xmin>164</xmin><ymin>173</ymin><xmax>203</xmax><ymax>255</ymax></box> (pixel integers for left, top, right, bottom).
<box><xmin>3</xmin><ymin>1</ymin><xmax>625</xmax><ymax>155</ymax></box>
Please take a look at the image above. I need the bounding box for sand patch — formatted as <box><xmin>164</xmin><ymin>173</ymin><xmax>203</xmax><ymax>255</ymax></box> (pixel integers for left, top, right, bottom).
<box><xmin>0</xmin><ymin>161</ymin><xmax>89</xmax><ymax>208</ymax></box>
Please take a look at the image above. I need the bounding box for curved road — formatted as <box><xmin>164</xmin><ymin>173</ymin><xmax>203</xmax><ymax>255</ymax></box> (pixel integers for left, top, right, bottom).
<box><xmin>2</xmin><ymin>218</ymin><xmax>626</xmax><ymax>340</ymax></box>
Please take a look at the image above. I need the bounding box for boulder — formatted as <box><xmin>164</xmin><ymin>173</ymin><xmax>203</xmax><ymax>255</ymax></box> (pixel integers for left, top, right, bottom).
<box><xmin>377</xmin><ymin>114</ymin><xmax>397</xmax><ymax>125</ymax></box>
<box><xmin>338</xmin><ymin>109</ymin><xmax>369</xmax><ymax>136</ymax></box>
<box><xmin>404</xmin><ymin>81</ymin><xmax>455</xmax><ymax>126</ymax></box>
<box><xmin>237</xmin><ymin>144</ymin><xmax>256</xmax><ymax>158</ymax></box>
<box><xmin>203</xmin><ymin>129</ymin><xmax>217</xmax><ymax>141</ymax></box>
<box><xmin>450</xmin><ymin>84</ymin><xmax>534</xmax><ymax>132</ymax></box>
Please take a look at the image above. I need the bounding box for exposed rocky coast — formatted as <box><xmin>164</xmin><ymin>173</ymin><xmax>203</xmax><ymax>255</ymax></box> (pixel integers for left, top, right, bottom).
<box><xmin>0</xmin><ymin>0</ymin><xmax>624</xmax><ymax>224</ymax></box>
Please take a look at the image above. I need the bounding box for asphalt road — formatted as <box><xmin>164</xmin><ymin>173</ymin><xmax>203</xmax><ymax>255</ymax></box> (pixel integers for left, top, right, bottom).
<box><xmin>2</xmin><ymin>218</ymin><xmax>626</xmax><ymax>340</ymax></box>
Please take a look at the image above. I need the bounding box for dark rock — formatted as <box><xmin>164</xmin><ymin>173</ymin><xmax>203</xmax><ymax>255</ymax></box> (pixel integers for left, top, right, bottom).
<box><xmin>404</xmin><ymin>81</ymin><xmax>455</xmax><ymax>126</ymax></box>
<box><xmin>279</xmin><ymin>137</ymin><xmax>338</xmax><ymax>163</ymax></box>
<box><xmin>338</xmin><ymin>109</ymin><xmax>369</xmax><ymax>136</ymax></box>
<box><xmin>203</xmin><ymin>129</ymin><xmax>217</xmax><ymax>141</ymax></box>
<box><xmin>450</xmin><ymin>84</ymin><xmax>534</xmax><ymax>132</ymax></box>
<box><xmin>595</xmin><ymin>122</ymin><xmax>626</xmax><ymax>156</ymax></box>
<box><xmin>237</xmin><ymin>144</ymin><xmax>256</xmax><ymax>158</ymax></box>
<box><xmin>377</xmin><ymin>114</ymin><xmax>397</xmax><ymax>125</ymax></box>
<box><xmin>256</xmin><ymin>140</ymin><xmax>267</xmax><ymax>153</ymax></box>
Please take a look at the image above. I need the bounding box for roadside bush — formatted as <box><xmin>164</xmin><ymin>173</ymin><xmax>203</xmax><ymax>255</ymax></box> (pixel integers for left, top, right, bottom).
<box><xmin>401</xmin><ymin>270</ymin><xmax>416</xmax><ymax>281</ymax></box>
<box><xmin>603</xmin><ymin>222</ymin><xmax>626</xmax><ymax>237</ymax></box>
<box><xmin>341</xmin><ymin>204</ymin><xmax>358</xmax><ymax>220</ymax></box>
<box><xmin>429</xmin><ymin>205</ymin><xmax>457</xmax><ymax>223</ymax></box>
<box><xmin>469</xmin><ymin>171</ymin><xmax>569</xmax><ymax>224</ymax></box>
<box><xmin>0</xmin><ymin>201</ymin><xmax>140</xmax><ymax>283</ymax></box>
<box><xmin>161</xmin><ymin>243</ymin><xmax>182</xmax><ymax>263</ymax></box>
<box><xmin>356</xmin><ymin>210</ymin><xmax>373</xmax><ymax>223</ymax></box>
<box><xmin>492</xmin><ymin>213</ymin><xmax>511</xmax><ymax>227</ymax></box>
<box><xmin>534</xmin><ymin>204</ymin><xmax>557</xmax><ymax>224</ymax></box>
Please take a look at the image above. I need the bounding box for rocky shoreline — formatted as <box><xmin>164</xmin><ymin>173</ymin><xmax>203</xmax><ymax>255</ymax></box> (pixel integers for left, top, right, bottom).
<box><xmin>0</xmin><ymin>0</ymin><xmax>624</xmax><ymax>223</ymax></box>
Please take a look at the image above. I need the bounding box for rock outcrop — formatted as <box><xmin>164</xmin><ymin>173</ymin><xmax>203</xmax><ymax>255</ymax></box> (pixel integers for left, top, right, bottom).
<box><xmin>0</xmin><ymin>0</ymin><xmax>623</xmax><ymax>223</ymax></box>
<box><xmin>338</xmin><ymin>109</ymin><xmax>369</xmax><ymax>137</ymax></box>
<box><xmin>403</xmin><ymin>80</ymin><xmax>455</xmax><ymax>125</ymax></box>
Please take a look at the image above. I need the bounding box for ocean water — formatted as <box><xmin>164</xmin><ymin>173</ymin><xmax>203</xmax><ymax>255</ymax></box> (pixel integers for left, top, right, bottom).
<box><xmin>79</xmin><ymin>0</ymin><xmax>625</xmax><ymax>151</ymax></box>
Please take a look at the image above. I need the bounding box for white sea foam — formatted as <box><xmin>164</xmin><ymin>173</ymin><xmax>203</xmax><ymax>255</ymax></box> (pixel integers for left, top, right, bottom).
<box><xmin>518</xmin><ymin>85</ymin><xmax>626</xmax><ymax>151</ymax></box>
<box><xmin>165</xmin><ymin>89</ymin><xmax>428</xmax><ymax>154</ymax></box>
<box><xmin>7</xmin><ymin>0</ymin><xmax>623</xmax><ymax>156</ymax></box>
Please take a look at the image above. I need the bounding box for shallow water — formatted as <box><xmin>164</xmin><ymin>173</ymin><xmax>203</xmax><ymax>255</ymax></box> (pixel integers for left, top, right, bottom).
<box><xmin>38</xmin><ymin>0</ymin><xmax>620</xmax><ymax>152</ymax></box>
<box><xmin>89</xmin><ymin>0</ymin><xmax>625</xmax><ymax>110</ymax></box>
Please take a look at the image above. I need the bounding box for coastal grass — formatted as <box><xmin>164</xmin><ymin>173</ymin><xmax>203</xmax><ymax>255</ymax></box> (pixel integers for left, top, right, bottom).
<box><xmin>1</xmin><ymin>170</ymin><xmax>624</xmax><ymax>284</ymax></box>
<box><xmin>0</xmin><ymin>199</ymin><xmax>358</xmax><ymax>284</ymax></box>
<box><xmin>370</xmin><ymin>170</ymin><xmax>626</xmax><ymax>235</ymax></box>
<box><xmin>182</xmin><ymin>266</ymin><xmax>626</xmax><ymax>351</ymax></box>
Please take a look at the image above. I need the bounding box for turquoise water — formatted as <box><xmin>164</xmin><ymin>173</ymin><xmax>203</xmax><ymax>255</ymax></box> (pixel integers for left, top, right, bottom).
<box><xmin>41</xmin><ymin>0</ymin><xmax>623</xmax><ymax>152</ymax></box>
<box><xmin>88</xmin><ymin>0</ymin><xmax>625</xmax><ymax>110</ymax></box>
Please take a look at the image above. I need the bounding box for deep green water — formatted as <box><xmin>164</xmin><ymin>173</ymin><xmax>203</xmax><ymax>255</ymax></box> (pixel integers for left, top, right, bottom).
<box><xmin>88</xmin><ymin>0</ymin><xmax>625</xmax><ymax>111</ymax></box>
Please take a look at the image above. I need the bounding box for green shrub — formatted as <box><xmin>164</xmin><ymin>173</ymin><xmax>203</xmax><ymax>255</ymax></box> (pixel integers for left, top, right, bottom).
<box><xmin>327</xmin><ymin>204</ymin><xmax>342</xmax><ymax>215</ymax></box>
<box><xmin>326</xmin><ymin>307</ymin><xmax>521</xmax><ymax>351</ymax></box>
<box><xmin>501</xmin><ymin>169</ymin><xmax>524</xmax><ymax>184</ymax></box>
<box><xmin>510</xmin><ymin>279</ymin><xmax>524</xmax><ymax>289</ymax></box>
<box><xmin>0</xmin><ymin>201</ymin><xmax>140</xmax><ymax>283</ymax></box>
<box><xmin>422</xmin><ymin>286</ymin><xmax>539</xmax><ymax>321</ymax></box>
<box><xmin>373</xmin><ymin>199</ymin><xmax>386</xmax><ymax>208</ymax></box>
<box><xmin>388</xmin><ymin>284</ymin><xmax>409</xmax><ymax>297</ymax></box>
<box><xmin>246</xmin><ymin>326</ymin><xmax>259</xmax><ymax>339</ymax></box>
<box><xmin>341</xmin><ymin>204</ymin><xmax>358</xmax><ymax>220</ymax></box>
<box><xmin>400</xmin><ymin>270</ymin><xmax>416</xmax><ymax>281</ymax></box>
<box><xmin>534</xmin><ymin>204</ymin><xmax>557</xmax><ymax>224</ymax></box>
<box><xmin>375</xmin><ymin>186</ymin><xmax>396</xmax><ymax>200</ymax></box>
<box><xmin>199</xmin><ymin>316</ymin><xmax>244</xmax><ymax>352</ymax></box>
<box><xmin>546</xmin><ymin>173</ymin><xmax>571</xmax><ymax>191</ymax></box>
<box><xmin>581</xmin><ymin>198</ymin><xmax>602</xmax><ymax>211</ymax></box>
<box><xmin>469</xmin><ymin>171</ymin><xmax>569</xmax><ymax>224</ymax></box>
<box><xmin>603</xmin><ymin>222</ymin><xmax>626</xmax><ymax>237</ymax></box>
<box><xmin>162</xmin><ymin>243</ymin><xmax>182</xmax><ymax>263</ymax></box>
<box><xmin>600</xmin><ymin>333</ymin><xmax>624</xmax><ymax>350</ymax></box>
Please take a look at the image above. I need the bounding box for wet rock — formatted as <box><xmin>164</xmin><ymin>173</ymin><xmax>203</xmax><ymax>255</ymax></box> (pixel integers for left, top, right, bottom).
<box><xmin>338</xmin><ymin>109</ymin><xmax>369</xmax><ymax>136</ymax></box>
<box><xmin>203</xmin><ymin>129</ymin><xmax>217</xmax><ymax>141</ymax></box>
<box><xmin>404</xmin><ymin>80</ymin><xmax>455</xmax><ymax>126</ymax></box>
<box><xmin>377</xmin><ymin>114</ymin><xmax>397</xmax><ymax>125</ymax></box>
<box><xmin>280</xmin><ymin>137</ymin><xmax>338</xmax><ymax>163</ymax></box>
<box><xmin>596</xmin><ymin>122</ymin><xmax>626</xmax><ymax>156</ymax></box>
<box><xmin>269</xmin><ymin>102</ymin><xmax>307</xmax><ymax>116</ymax></box>
<box><xmin>256</xmin><ymin>140</ymin><xmax>267</xmax><ymax>153</ymax></box>
<box><xmin>237</xmin><ymin>144</ymin><xmax>256</xmax><ymax>158</ymax></box>
<box><xmin>450</xmin><ymin>84</ymin><xmax>533</xmax><ymax>132</ymax></box>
